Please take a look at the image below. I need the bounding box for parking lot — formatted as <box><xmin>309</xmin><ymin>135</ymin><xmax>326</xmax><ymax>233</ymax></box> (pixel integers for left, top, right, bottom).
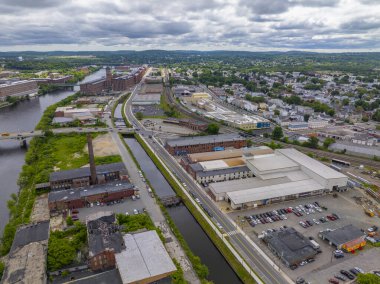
<box><xmin>227</xmin><ymin>189</ymin><xmax>380</xmax><ymax>282</ymax></box>
<box><xmin>132</xmin><ymin>105</ymin><xmax>164</xmax><ymax>117</ymax></box>
<box><xmin>76</xmin><ymin>196</ymin><xmax>146</xmax><ymax>221</ymax></box>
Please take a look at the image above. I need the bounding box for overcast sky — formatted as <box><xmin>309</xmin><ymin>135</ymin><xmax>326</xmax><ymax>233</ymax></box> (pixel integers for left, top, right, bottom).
<box><xmin>1</xmin><ymin>0</ymin><xmax>380</xmax><ymax>52</ymax></box>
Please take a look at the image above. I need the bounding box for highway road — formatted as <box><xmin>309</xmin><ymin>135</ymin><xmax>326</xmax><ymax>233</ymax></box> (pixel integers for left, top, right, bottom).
<box><xmin>125</xmin><ymin>75</ymin><xmax>291</xmax><ymax>284</ymax></box>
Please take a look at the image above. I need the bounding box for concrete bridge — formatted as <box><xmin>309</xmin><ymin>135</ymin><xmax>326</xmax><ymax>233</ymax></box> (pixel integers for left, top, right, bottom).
<box><xmin>0</xmin><ymin>127</ymin><xmax>135</xmax><ymax>147</ymax></box>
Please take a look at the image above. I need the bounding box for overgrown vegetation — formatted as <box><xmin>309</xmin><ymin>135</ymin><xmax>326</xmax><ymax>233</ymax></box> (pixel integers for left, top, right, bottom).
<box><xmin>116</xmin><ymin>213</ymin><xmax>155</xmax><ymax>233</ymax></box>
<box><xmin>0</xmin><ymin>261</ymin><xmax>4</xmax><ymax>280</ymax></box>
<box><xmin>47</xmin><ymin>222</ymin><xmax>87</xmax><ymax>271</ymax></box>
<box><xmin>35</xmin><ymin>92</ymin><xmax>81</xmax><ymax>130</ymax></box>
<box><xmin>1</xmin><ymin>132</ymin><xmax>119</xmax><ymax>255</ymax></box>
<box><xmin>356</xmin><ymin>273</ymin><xmax>380</xmax><ymax>284</ymax></box>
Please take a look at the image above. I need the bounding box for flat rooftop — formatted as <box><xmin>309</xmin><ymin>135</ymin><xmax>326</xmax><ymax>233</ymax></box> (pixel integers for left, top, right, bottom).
<box><xmin>227</xmin><ymin>179</ymin><xmax>324</xmax><ymax>205</ymax></box>
<box><xmin>247</xmin><ymin>153</ymin><xmax>299</xmax><ymax>173</ymax></box>
<box><xmin>188</xmin><ymin>146</ymin><xmax>273</xmax><ymax>163</ymax></box>
<box><xmin>278</xmin><ymin>148</ymin><xmax>347</xmax><ymax>180</ymax></box>
<box><xmin>49</xmin><ymin>162</ymin><xmax>126</xmax><ymax>182</ymax></box>
<box><xmin>320</xmin><ymin>224</ymin><xmax>365</xmax><ymax>245</ymax></box>
<box><xmin>10</xmin><ymin>220</ymin><xmax>50</xmax><ymax>253</ymax></box>
<box><xmin>48</xmin><ymin>181</ymin><xmax>134</xmax><ymax>203</ymax></box>
<box><xmin>264</xmin><ymin>227</ymin><xmax>317</xmax><ymax>265</ymax></box>
<box><xmin>115</xmin><ymin>231</ymin><xmax>176</xmax><ymax>284</ymax></box>
<box><xmin>209</xmin><ymin>176</ymin><xmax>290</xmax><ymax>194</ymax></box>
<box><xmin>2</xmin><ymin>242</ymin><xmax>47</xmax><ymax>284</ymax></box>
<box><xmin>199</xmin><ymin>160</ymin><xmax>230</xmax><ymax>171</ymax></box>
<box><xmin>166</xmin><ymin>134</ymin><xmax>244</xmax><ymax>147</ymax></box>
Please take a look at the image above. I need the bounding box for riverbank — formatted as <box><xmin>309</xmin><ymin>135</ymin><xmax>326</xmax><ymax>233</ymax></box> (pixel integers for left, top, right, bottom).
<box><xmin>0</xmin><ymin>69</ymin><xmax>106</xmax><ymax>236</ymax></box>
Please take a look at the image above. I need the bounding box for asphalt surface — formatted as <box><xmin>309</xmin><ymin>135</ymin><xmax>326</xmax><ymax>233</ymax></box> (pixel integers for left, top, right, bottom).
<box><xmin>0</xmin><ymin>127</ymin><xmax>134</xmax><ymax>140</ymax></box>
<box><xmin>125</xmin><ymin>75</ymin><xmax>290</xmax><ymax>284</ymax></box>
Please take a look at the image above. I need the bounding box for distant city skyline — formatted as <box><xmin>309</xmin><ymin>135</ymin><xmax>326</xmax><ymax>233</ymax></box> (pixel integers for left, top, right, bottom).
<box><xmin>1</xmin><ymin>0</ymin><xmax>380</xmax><ymax>52</ymax></box>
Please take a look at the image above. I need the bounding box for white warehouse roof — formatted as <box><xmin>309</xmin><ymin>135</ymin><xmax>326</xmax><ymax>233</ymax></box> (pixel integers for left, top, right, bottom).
<box><xmin>227</xmin><ymin>179</ymin><xmax>324</xmax><ymax>205</ymax></box>
<box><xmin>115</xmin><ymin>231</ymin><xmax>176</xmax><ymax>284</ymax></box>
<box><xmin>247</xmin><ymin>154</ymin><xmax>299</xmax><ymax>173</ymax></box>
<box><xmin>278</xmin><ymin>148</ymin><xmax>347</xmax><ymax>180</ymax></box>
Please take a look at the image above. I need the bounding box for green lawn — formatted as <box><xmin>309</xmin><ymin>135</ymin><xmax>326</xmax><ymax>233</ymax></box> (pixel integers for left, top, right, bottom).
<box><xmin>50</xmin><ymin>133</ymin><xmax>121</xmax><ymax>170</ymax></box>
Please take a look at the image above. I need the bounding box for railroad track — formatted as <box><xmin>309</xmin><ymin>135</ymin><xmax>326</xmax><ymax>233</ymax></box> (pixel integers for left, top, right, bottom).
<box><xmin>163</xmin><ymin>81</ymin><xmax>237</xmax><ymax>134</ymax></box>
<box><xmin>252</xmin><ymin>136</ymin><xmax>380</xmax><ymax>168</ymax></box>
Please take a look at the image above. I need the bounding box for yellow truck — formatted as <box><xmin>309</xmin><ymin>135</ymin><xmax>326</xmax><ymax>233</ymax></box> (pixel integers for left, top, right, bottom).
<box><xmin>1</xmin><ymin>132</ymin><xmax>10</xmax><ymax>137</ymax></box>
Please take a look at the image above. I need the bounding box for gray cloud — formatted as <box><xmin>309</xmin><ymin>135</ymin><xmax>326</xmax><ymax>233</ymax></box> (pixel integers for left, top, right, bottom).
<box><xmin>340</xmin><ymin>18</ymin><xmax>380</xmax><ymax>32</ymax></box>
<box><xmin>240</xmin><ymin>0</ymin><xmax>292</xmax><ymax>15</ymax></box>
<box><xmin>0</xmin><ymin>0</ymin><xmax>379</xmax><ymax>51</ymax></box>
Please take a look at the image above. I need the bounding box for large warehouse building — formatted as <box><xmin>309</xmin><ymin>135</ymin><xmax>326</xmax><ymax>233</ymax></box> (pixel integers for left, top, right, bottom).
<box><xmin>165</xmin><ymin>134</ymin><xmax>246</xmax><ymax>155</ymax></box>
<box><xmin>209</xmin><ymin>148</ymin><xmax>348</xmax><ymax>209</ymax></box>
<box><xmin>181</xmin><ymin>146</ymin><xmax>273</xmax><ymax>184</ymax></box>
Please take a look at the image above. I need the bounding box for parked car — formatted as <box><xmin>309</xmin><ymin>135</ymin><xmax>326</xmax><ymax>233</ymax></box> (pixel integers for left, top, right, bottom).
<box><xmin>334</xmin><ymin>275</ymin><xmax>346</xmax><ymax>281</ymax></box>
<box><xmin>133</xmin><ymin>209</ymin><xmax>138</xmax><ymax>215</ymax></box>
<box><xmin>354</xmin><ymin>267</ymin><xmax>364</xmax><ymax>274</ymax></box>
<box><xmin>340</xmin><ymin>270</ymin><xmax>355</xmax><ymax>280</ymax></box>
<box><xmin>349</xmin><ymin>268</ymin><xmax>358</xmax><ymax>276</ymax></box>
<box><xmin>71</xmin><ymin>215</ymin><xmax>79</xmax><ymax>221</ymax></box>
<box><xmin>329</xmin><ymin>279</ymin><xmax>339</xmax><ymax>284</ymax></box>
<box><xmin>72</xmin><ymin>209</ymin><xmax>79</xmax><ymax>214</ymax></box>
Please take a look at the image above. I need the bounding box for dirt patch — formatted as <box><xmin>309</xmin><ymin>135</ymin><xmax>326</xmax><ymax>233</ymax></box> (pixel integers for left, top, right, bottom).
<box><xmin>84</xmin><ymin>133</ymin><xmax>120</xmax><ymax>157</ymax></box>
<box><xmin>73</xmin><ymin>152</ymin><xmax>82</xmax><ymax>159</ymax></box>
<box><xmin>30</xmin><ymin>194</ymin><xmax>50</xmax><ymax>223</ymax></box>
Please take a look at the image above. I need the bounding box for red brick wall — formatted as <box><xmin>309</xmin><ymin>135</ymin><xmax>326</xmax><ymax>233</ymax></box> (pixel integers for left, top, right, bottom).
<box><xmin>89</xmin><ymin>250</ymin><xmax>116</xmax><ymax>271</ymax></box>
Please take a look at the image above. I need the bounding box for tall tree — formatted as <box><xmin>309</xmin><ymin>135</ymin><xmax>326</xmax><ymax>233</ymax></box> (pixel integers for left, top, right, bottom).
<box><xmin>272</xmin><ymin>126</ymin><xmax>284</xmax><ymax>140</ymax></box>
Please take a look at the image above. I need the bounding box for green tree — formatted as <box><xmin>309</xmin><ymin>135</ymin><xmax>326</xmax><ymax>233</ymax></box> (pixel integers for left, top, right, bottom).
<box><xmin>304</xmin><ymin>114</ymin><xmax>310</xmax><ymax>122</ymax></box>
<box><xmin>0</xmin><ymin>261</ymin><xmax>4</xmax><ymax>280</ymax></box>
<box><xmin>342</xmin><ymin>98</ymin><xmax>350</xmax><ymax>106</ymax></box>
<box><xmin>272</xmin><ymin>126</ymin><xmax>284</xmax><ymax>140</ymax></box>
<box><xmin>274</xmin><ymin>109</ymin><xmax>280</xmax><ymax>116</ymax></box>
<box><xmin>47</xmin><ymin>236</ymin><xmax>76</xmax><ymax>271</ymax></box>
<box><xmin>356</xmin><ymin>273</ymin><xmax>380</xmax><ymax>284</ymax></box>
<box><xmin>307</xmin><ymin>136</ymin><xmax>319</xmax><ymax>149</ymax></box>
<box><xmin>323</xmin><ymin>137</ymin><xmax>335</xmax><ymax>149</ymax></box>
<box><xmin>206</xmin><ymin>123</ymin><xmax>220</xmax><ymax>135</ymax></box>
<box><xmin>246</xmin><ymin>139</ymin><xmax>253</xmax><ymax>147</ymax></box>
<box><xmin>373</xmin><ymin>109</ymin><xmax>380</xmax><ymax>122</ymax></box>
<box><xmin>66</xmin><ymin>216</ymin><xmax>74</xmax><ymax>226</ymax></box>
<box><xmin>136</xmin><ymin>112</ymin><xmax>144</xmax><ymax>120</ymax></box>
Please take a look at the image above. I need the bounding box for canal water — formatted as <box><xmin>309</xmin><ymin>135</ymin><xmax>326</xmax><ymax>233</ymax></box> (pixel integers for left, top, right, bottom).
<box><xmin>124</xmin><ymin>138</ymin><xmax>242</xmax><ymax>284</ymax></box>
<box><xmin>0</xmin><ymin>69</ymin><xmax>105</xmax><ymax>233</ymax></box>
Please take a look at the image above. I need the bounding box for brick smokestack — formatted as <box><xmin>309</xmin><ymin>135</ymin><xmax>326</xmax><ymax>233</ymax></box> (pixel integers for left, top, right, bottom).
<box><xmin>87</xmin><ymin>133</ymin><xmax>97</xmax><ymax>185</ymax></box>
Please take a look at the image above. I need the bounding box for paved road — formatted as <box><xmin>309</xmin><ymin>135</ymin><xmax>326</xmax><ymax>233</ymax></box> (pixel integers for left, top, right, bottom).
<box><xmin>125</xmin><ymin>76</ymin><xmax>290</xmax><ymax>284</ymax></box>
<box><xmin>0</xmin><ymin>127</ymin><xmax>134</xmax><ymax>140</ymax></box>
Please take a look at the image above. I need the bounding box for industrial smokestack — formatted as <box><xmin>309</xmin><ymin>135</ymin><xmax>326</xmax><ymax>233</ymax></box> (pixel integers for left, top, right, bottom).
<box><xmin>87</xmin><ymin>133</ymin><xmax>97</xmax><ymax>185</ymax></box>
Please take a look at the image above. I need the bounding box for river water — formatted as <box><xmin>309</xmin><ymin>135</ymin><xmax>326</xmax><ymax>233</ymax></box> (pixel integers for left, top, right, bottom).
<box><xmin>0</xmin><ymin>69</ymin><xmax>105</xmax><ymax>233</ymax></box>
<box><xmin>124</xmin><ymin>138</ymin><xmax>241</xmax><ymax>284</ymax></box>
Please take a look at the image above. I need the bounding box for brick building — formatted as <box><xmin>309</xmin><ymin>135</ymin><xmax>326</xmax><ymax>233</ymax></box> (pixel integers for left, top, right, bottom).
<box><xmin>49</xmin><ymin>162</ymin><xmax>128</xmax><ymax>190</ymax></box>
<box><xmin>0</xmin><ymin>80</ymin><xmax>38</xmax><ymax>100</ymax></box>
<box><xmin>48</xmin><ymin>181</ymin><xmax>136</xmax><ymax>211</ymax></box>
<box><xmin>165</xmin><ymin>134</ymin><xmax>247</xmax><ymax>155</ymax></box>
<box><xmin>86</xmin><ymin>212</ymin><xmax>125</xmax><ymax>271</ymax></box>
<box><xmin>80</xmin><ymin>66</ymin><xmax>146</xmax><ymax>95</ymax></box>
